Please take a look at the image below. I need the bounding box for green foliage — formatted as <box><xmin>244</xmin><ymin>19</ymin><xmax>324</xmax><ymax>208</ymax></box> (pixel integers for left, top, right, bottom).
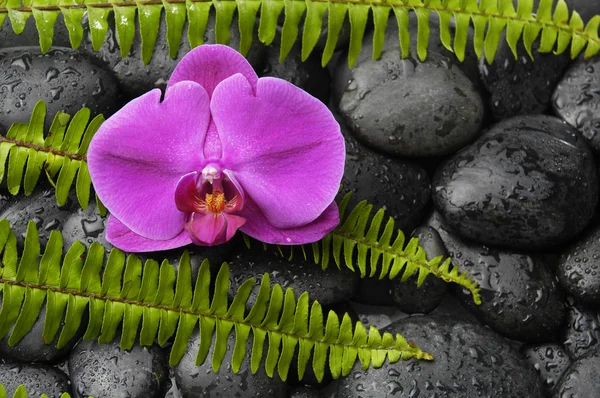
<box><xmin>0</xmin><ymin>384</ymin><xmax>72</xmax><ymax>398</ymax></box>
<box><xmin>0</xmin><ymin>100</ymin><xmax>104</xmax><ymax>210</ymax></box>
<box><xmin>251</xmin><ymin>193</ymin><xmax>483</xmax><ymax>305</ymax></box>
<box><xmin>0</xmin><ymin>0</ymin><xmax>599</xmax><ymax>66</ymax></box>
<box><xmin>0</xmin><ymin>219</ymin><xmax>432</xmax><ymax>383</ymax></box>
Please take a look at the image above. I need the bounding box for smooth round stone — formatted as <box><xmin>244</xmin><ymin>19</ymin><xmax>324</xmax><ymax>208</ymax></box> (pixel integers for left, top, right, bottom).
<box><xmin>333</xmin><ymin>23</ymin><xmax>484</xmax><ymax>158</ymax></box>
<box><xmin>173</xmin><ymin>328</ymin><xmax>288</xmax><ymax>397</ymax></box>
<box><xmin>336</xmin><ymin>314</ymin><xmax>544</xmax><ymax>397</ymax></box>
<box><xmin>0</xmin><ymin>363</ymin><xmax>71</xmax><ymax>397</ymax></box>
<box><xmin>427</xmin><ymin>211</ymin><xmax>566</xmax><ymax>342</ymax></box>
<box><xmin>93</xmin><ymin>13</ymin><xmax>264</xmax><ymax>99</ymax></box>
<box><xmin>557</xmin><ymin>223</ymin><xmax>600</xmax><ymax>305</ymax></box>
<box><xmin>553</xmin><ymin>56</ymin><xmax>600</xmax><ymax>153</ymax></box>
<box><xmin>391</xmin><ymin>227</ymin><xmax>448</xmax><ymax>314</ymax></box>
<box><xmin>69</xmin><ymin>338</ymin><xmax>169</xmax><ymax>398</ymax></box>
<box><xmin>562</xmin><ymin>298</ymin><xmax>600</xmax><ymax>359</ymax></box>
<box><xmin>228</xmin><ymin>246</ymin><xmax>359</xmax><ymax>308</ymax></box>
<box><xmin>521</xmin><ymin>343</ymin><xmax>572</xmax><ymax>395</ymax></box>
<box><xmin>0</xmin><ymin>47</ymin><xmax>122</xmax><ymax>132</ymax></box>
<box><xmin>433</xmin><ymin>115</ymin><xmax>599</xmax><ymax>250</ymax></box>
<box><xmin>553</xmin><ymin>349</ymin><xmax>600</xmax><ymax>398</ymax></box>
<box><xmin>339</xmin><ymin>114</ymin><xmax>431</xmax><ymax>233</ymax></box>
<box><xmin>479</xmin><ymin>36</ymin><xmax>571</xmax><ymax>120</ymax></box>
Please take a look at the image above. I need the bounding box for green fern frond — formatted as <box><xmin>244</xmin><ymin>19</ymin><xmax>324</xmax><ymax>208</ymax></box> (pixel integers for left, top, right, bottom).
<box><xmin>0</xmin><ymin>100</ymin><xmax>104</xmax><ymax>210</ymax></box>
<box><xmin>252</xmin><ymin>193</ymin><xmax>482</xmax><ymax>305</ymax></box>
<box><xmin>0</xmin><ymin>218</ymin><xmax>432</xmax><ymax>383</ymax></box>
<box><xmin>0</xmin><ymin>384</ymin><xmax>72</xmax><ymax>398</ymax></box>
<box><xmin>0</xmin><ymin>0</ymin><xmax>599</xmax><ymax>67</ymax></box>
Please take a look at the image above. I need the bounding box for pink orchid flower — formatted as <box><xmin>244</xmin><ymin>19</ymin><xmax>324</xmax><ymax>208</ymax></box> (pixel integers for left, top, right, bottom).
<box><xmin>87</xmin><ymin>45</ymin><xmax>345</xmax><ymax>252</ymax></box>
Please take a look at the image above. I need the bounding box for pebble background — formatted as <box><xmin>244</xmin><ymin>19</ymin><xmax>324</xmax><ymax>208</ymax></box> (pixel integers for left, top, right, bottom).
<box><xmin>1</xmin><ymin>4</ymin><xmax>600</xmax><ymax>397</ymax></box>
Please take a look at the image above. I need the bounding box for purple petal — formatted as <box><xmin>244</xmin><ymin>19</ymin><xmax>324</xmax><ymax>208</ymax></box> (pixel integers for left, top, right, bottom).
<box><xmin>186</xmin><ymin>213</ymin><xmax>246</xmax><ymax>246</ymax></box>
<box><xmin>106</xmin><ymin>216</ymin><xmax>192</xmax><ymax>252</ymax></box>
<box><xmin>239</xmin><ymin>196</ymin><xmax>340</xmax><ymax>244</ymax></box>
<box><xmin>167</xmin><ymin>44</ymin><xmax>258</xmax><ymax>98</ymax></box>
<box><xmin>174</xmin><ymin>172</ymin><xmax>204</xmax><ymax>214</ymax></box>
<box><xmin>88</xmin><ymin>81</ymin><xmax>210</xmax><ymax>240</ymax></box>
<box><xmin>211</xmin><ymin>75</ymin><xmax>345</xmax><ymax>229</ymax></box>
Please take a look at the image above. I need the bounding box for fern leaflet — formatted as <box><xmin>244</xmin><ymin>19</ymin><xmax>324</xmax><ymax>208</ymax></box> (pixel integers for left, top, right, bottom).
<box><xmin>0</xmin><ymin>0</ymin><xmax>599</xmax><ymax>67</ymax></box>
<box><xmin>0</xmin><ymin>100</ymin><xmax>104</xmax><ymax>211</ymax></box>
<box><xmin>0</xmin><ymin>219</ymin><xmax>432</xmax><ymax>384</ymax></box>
<box><xmin>0</xmin><ymin>384</ymin><xmax>71</xmax><ymax>398</ymax></box>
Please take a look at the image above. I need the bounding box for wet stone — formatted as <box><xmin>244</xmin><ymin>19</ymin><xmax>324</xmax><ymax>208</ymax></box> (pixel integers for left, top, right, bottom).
<box><xmin>228</xmin><ymin>246</ymin><xmax>359</xmax><ymax>308</ymax></box>
<box><xmin>336</xmin><ymin>314</ymin><xmax>544</xmax><ymax>398</ymax></box>
<box><xmin>68</xmin><ymin>338</ymin><xmax>169</xmax><ymax>398</ymax></box>
<box><xmin>427</xmin><ymin>211</ymin><xmax>566</xmax><ymax>342</ymax></box>
<box><xmin>93</xmin><ymin>12</ymin><xmax>265</xmax><ymax>99</ymax></box>
<box><xmin>521</xmin><ymin>343</ymin><xmax>572</xmax><ymax>395</ymax></box>
<box><xmin>552</xmin><ymin>56</ymin><xmax>600</xmax><ymax>153</ymax></box>
<box><xmin>562</xmin><ymin>298</ymin><xmax>600</xmax><ymax>359</ymax></box>
<box><xmin>553</xmin><ymin>348</ymin><xmax>600</xmax><ymax>398</ymax></box>
<box><xmin>557</xmin><ymin>223</ymin><xmax>600</xmax><ymax>306</ymax></box>
<box><xmin>391</xmin><ymin>227</ymin><xmax>448</xmax><ymax>314</ymax></box>
<box><xmin>479</xmin><ymin>37</ymin><xmax>571</xmax><ymax>120</ymax></box>
<box><xmin>432</xmin><ymin>115</ymin><xmax>599</xmax><ymax>250</ymax></box>
<box><xmin>0</xmin><ymin>14</ymin><xmax>73</xmax><ymax>49</ymax></box>
<box><xmin>339</xmin><ymin>114</ymin><xmax>431</xmax><ymax>233</ymax></box>
<box><xmin>173</xmin><ymin>328</ymin><xmax>289</xmax><ymax>398</ymax></box>
<box><xmin>0</xmin><ymin>363</ymin><xmax>71</xmax><ymax>398</ymax></box>
<box><xmin>0</xmin><ymin>47</ymin><xmax>122</xmax><ymax>132</ymax></box>
<box><xmin>333</xmin><ymin>20</ymin><xmax>484</xmax><ymax>158</ymax></box>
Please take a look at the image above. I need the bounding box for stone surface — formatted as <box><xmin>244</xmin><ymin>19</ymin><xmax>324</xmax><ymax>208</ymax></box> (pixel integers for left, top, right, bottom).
<box><xmin>173</xmin><ymin>328</ymin><xmax>289</xmax><ymax>397</ymax></box>
<box><xmin>427</xmin><ymin>211</ymin><xmax>566</xmax><ymax>342</ymax></box>
<box><xmin>479</xmin><ymin>36</ymin><xmax>571</xmax><ymax>120</ymax></box>
<box><xmin>333</xmin><ymin>21</ymin><xmax>484</xmax><ymax>158</ymax></box>
<box><xmin>391</xmin><ymin>227</ymin><xmax>448</xmax><ymax>314</ymax></box>
<box><xmin>433</xmin><ymin>115</ymin><xmax>599</xmax><ymax>250</ymax></box>
<box><xmin>553</xmin><ymin>56</ymin><xmax>600</xmax><ymax>153</ymax></box>
<box><xmin>553</xmin><ymin>348</ymin><xmax>600</xmax><ymax>398</ymax></box>
<box><xmin>557</xmin><ymin>223</ymin><xmax>600</xmax><ymax>306</ymax></box>
<box><xmin>336</xmin><ymin>314</ymin><xmax>544</xmax><ymax>397</ymax></box>
<box><xmin>228</xmin><ymin>246</ymin><xmax>358</xmax><ymax>308</ymax></box>
<box><xmin>0</xmin><ymin>15</ymin><xmax>73</xmax><ymax>49</ymax></box>
<box><xmin>521</xmin><ymin>343</ymin><xmax>572</xmax><ymax>395</ymax></box>
<box><xmin>93</xmin><ymin>13</ymin><xmax>264</xmax><ymax>99</ymax></box>
<box><xmin>562</xmin><ymin>298</ymin><xmax>600</xmax><ymax>359</ymax></box>
<box><xmin>0</xmin><ymin>363</ymin><xmax>71</xmax><ymax>398</ymax></box>
<box><xmin>0</xmin><ymin>46</ymin><xmax>122</xmax><ymax>132</ymax></box>
<box><xmin>69</xmin><ymin>338</ymin><xmax>169</xmax><ymax>398</ymax></box>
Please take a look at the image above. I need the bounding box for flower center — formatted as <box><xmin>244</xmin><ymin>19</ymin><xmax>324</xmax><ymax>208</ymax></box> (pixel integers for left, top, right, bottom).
<box><xmin>204</xmin><ymin>191</ymin><xmax>226</xmax><ymax>214</ymax></box>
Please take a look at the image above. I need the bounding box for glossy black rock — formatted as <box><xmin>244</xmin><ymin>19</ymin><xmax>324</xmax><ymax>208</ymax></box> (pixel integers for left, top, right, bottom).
<box><xmin>0</xmin><ymin>363</ymin><xmax>71</xmax><ymax>397</ymax></box>
<box><xmin>336</xmin><ymin>314</ymin><xmax>544</xmax><ymax>398</ymax></box>
<box><xmin>521</xmin><ymin>343</ymin><xmax>572</xmax><ymax>395</ymax></box>
<box><xmin>562</xmin><ymin>298</ymin><xmax>600</xmax><ymax>359</ymax></box>
<box><xmin>433</xmin><ymin>115</ymin><xmax>598</xmax><ymax>250</ymax></box>
<box><xmin>553</xmin><ymin>349</ymin><xmax>600</xmax><ymax>398</ymax></box>
<box><xmin>427</xmin><ymin>212</ymin><xmax>566</xmax><ymax>342</ymax></box>
<box><xmin>68</xmin><ymin>338</ymin><xmax>169</xmax><ymax>398</ymax></box>
<box><xmin>0</xmin><ymin>47</ymin><xmax>121</xmax><ymax>132</ymax></box>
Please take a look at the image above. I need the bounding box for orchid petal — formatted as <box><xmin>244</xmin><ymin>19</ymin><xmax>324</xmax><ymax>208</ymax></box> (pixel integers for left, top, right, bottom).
<box><xmin>239</xmin><ymin>196</ymin><xmax>339</xmax><ymax>244</ymax></box>
<box><xmin>88</xmin><ymin>81</ymin><xmax>210</xmax><ymax>240</ymax></box>
<box><xmin>186</xmin><ymin>213</ymin><xmax>246</xmax><ymax>246</ymax></box>
<box><xmin>167</xmin><ymin>44</ymin><xmax>258</xmax><ymax>98</ymax></box>
<box><xmin>106</xmin><ymin>216</ymin><xmax>192</xmax><ymax>252</ymax></box>
<box><xmin>174</xmin><ymin>172</ymin><xmax>204</xmax><ymax>214</ymax></box>
<box><xmin>211</xmin><ymin>75</ymin><xmax>345</xmax><ymax>229</ymax></box>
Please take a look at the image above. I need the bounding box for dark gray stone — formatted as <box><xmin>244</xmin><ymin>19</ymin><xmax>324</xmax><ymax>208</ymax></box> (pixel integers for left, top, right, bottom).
<box><xmin>521</xmin><ymin>343</ymin><xmax>572</xmax><ymax>396</ymax></box>
<box><xmin>333</xmin><ymin>20</ymin><xmax>484</xmax><ymax>158</ymax></box>
<box><xmin>0</xmin><ymin>363</ymin><xmax>70</xmax><ymax>398</ymax></box>
<box><xmin>553</xmin><ymin>56</ymin><xmax>600</xmax><ymax>153</ymax></box>
<box><xmin>562</xmin><ymin>298</ymin><xmax>600</xmax><ymax>359</ymax></box>
<box><xmin>0</xmin><ymin>47</ymin><xmax>122</xmax><ymax>132</ymax></box>
<box><xmin>427</xmin><ymin>211</ymin><xmax>566</xmax><ymax>342</ymax></box>
<box><xmin>0</xmin><ymin>14</ymin><xmax>73</xmax><ymax>50</ymax></box>
<box><xmin>228</xmin><ymin>246</ymin><xmax>358</xmax><ymax>308</ymax></box>
<box><xmin>391</xmin><ymin>227</ymin><xmax>448</xmax><ymax>314</ymax></box>
<box><xmin>432</xmin><ymin>115</ymin><xmax>598</xmax><ymax>250</ymax></box>
<box><xmin>336</xmin><ymin>314</ymin><xmax>544</xmax><ymax>398</ymax></box>
<box><xmin>173</xmin><ymin>328</ymin><xmax>288</xmax><ymax>397</ymax></box>
<box><xmin>553</xmin><ymin>349</ymin><xmax>600</xmax><ymax>398</ymax></box>
<box><xmin>557</xmin><ymin>223</ymin><xmax>600</xmax><ymax>306</ymax></box>
<box><xmin>68</xmin><ymin>338</ymin><xmax>169</xmax><ymax>398</ymax></box>
<box><xmin>93</xmin><ymin>12</ymin><xmax>265</xmax><ymax>99</ymax></box>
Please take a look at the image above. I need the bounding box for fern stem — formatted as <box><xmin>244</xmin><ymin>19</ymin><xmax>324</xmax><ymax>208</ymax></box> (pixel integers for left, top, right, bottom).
<box><xmin>0</xmin><ymin>136</ymin><xmax>87</xmax><ymax>162</ymax></box>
